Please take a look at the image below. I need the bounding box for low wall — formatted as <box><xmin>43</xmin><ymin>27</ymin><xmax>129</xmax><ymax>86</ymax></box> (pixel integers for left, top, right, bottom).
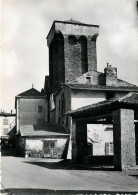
<box><xmin>82</xmin><ymin>155</ymin><xmax>114</xmax><ymax>166</ymax></box>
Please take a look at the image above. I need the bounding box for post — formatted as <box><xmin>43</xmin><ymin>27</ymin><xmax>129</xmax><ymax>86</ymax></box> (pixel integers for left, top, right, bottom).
<box><xmin>71</xmin><ymin>119</ymin><xmax>77</xmax><ymax>160</ymax></box>
<box><xmin>113</xmin><ymin>109</ymin><xmax>136</xmax><ymax>170</ymax></box>
<box><xmin>76</xmin><ymin>121</ymin><xmax>87</xmax><ymax>162</ymax></box>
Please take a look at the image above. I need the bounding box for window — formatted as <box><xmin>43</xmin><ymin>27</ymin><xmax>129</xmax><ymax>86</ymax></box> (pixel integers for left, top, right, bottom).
<box><xmin>3</xmin><ymin>119</ymin><xmax>8</xmax><ymax>125</ymax></box>
<box><xmin>38</xmin><ymin>106</ymin><xmax>43</xmax><ymax>113</ymax></box>
<box><xmin>50</xmin><ymin>94</ymin><xmax>55</xmax><ymax>111</ymax></box>
<box><xmin>86</xmin><ymin>77</ymin><xmax>91</xmax><ymax>84</ymax></box>
<box><xmin>43</xmin><ymin>140</ymin><xmax>57</xmax><ymax>149</ymax></box>
<box><xmin>3</xmin><ymin>128</ymin><xmax>8</xmax><ymax>135</ymax></box>
<box><xmin>68</xmin><ymin>35</ymin><xmax>77</xmax><ymax>45</ymax></box>
<box><xmin>105</xmin><ymin>142</ymin><xmax>114</xmax><ymax>155</ymax></box>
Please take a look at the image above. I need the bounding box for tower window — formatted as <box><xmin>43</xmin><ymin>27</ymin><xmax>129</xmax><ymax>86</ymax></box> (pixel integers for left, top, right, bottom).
<box><xmin>86</xmin><ymin>77</ymin><xmax>91</xmax><ymax>84</ymax></box>
<box><xmin>68</xmin><ymin>35</ymin><xmax>77</xmax><ymax>45</ymax></box>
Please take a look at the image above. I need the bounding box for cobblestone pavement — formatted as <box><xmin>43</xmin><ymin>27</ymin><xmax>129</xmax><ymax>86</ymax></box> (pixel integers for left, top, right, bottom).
<box><xmin>1</xmin><ymin>149</ymin><xmax>138</xmax><ymax>194</ymax></box>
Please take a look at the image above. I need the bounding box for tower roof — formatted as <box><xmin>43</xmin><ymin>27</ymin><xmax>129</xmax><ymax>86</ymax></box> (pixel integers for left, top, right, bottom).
<box><xmin>53</xmin><ymin>19</ymin><xmax>99</xmax><ymax>27</ymax></box>
<box><xmin>47</xmin><ymin>19</ymin><xmax>99</xmax><ymax>46</ymax></box>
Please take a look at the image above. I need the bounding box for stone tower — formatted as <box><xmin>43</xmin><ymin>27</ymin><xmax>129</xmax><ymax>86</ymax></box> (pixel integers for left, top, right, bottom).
<box><xmin>47</xmin><ymin>20</ymin><xmax>99</xmax><ymax>92</ymax></box>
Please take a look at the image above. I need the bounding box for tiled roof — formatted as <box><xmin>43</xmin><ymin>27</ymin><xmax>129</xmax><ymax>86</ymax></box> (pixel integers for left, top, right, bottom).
<box><xmin>66</xmin><ymin>93</ymin><xmax>138</xmax><ymax>117</ymax></box>
<box><xmin>120</xmin><ymin>93</ymin><xmax>138</xmax><ymax>103</ymax></box>
<box><xmin>20</xmin><ymin>124</ymin><xmax>69</xmax><ymax>137</ymax></box>
<box><xmin>66</xmin><ymin>84</ymin><xmax>138</xmax><ymax>91</ymax></box>
<box><xmin>17</xmin><ymin>88</ymin><xmax>44</xmax><ymax>97</ymax></box>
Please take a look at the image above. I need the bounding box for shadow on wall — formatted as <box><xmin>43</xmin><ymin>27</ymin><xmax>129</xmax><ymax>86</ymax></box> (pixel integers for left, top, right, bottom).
<box><xmin>62</xmin><ymin>138</ymin><xmax>69</xmax><ymax>159</ymax></box>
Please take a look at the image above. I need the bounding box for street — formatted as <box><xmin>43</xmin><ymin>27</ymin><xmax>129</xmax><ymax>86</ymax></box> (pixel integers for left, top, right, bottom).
<box><xmin>1</xmin><ymin>149</ymin><xmax>138</xmax><ymax>194</ymax></box>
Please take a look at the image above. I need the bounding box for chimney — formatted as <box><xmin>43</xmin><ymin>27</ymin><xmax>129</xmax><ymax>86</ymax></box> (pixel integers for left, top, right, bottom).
<box><xmin>104</xmin><ymin>63</ymin><xmax>117</xmax><ymax>86</ymax></box>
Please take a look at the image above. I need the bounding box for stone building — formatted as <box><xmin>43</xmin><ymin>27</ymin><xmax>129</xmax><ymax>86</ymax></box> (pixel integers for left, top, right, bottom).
<box><xmin>11</xmin><ymin>87</ymin><xmax>69</xmax><ymax>158</ymax></box>
<box><xmin>44</xmin><ymin>19</ymin><xmax>138</xmax><ymax>169</ymax></box>
<box><xmin>15</xmin><ymin>87</ymin><xmax>48</xmax><ymax>131</ymax></box>
<box><xmin>8</xmin><ymin>19</ymin><xmax>138</xmax><ymax>167</ymax></box>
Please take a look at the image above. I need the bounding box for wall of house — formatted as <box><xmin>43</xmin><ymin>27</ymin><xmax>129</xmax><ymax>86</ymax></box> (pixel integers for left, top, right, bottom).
<box><xmin>71</xmin><ymin>90</ymin><xmax>106</xmax><ymax>110</ymax></box>
<box><xmin>17</xmin><ymin>98</ymin><xmax>47</xmax><ymax>130</ymax></box>
<box><xmin>54</xmin><ymin>86</ymin><xmax>71</xmax><ymax>130</ymax></box>
<box><xmin>87</xmin><ymin>124</ymin><xmax>113</xmax><ymax>155</ymax></box>
<box><xmin>71</xmin><ymin>90</ymin><xmax>130</xmax><ymax>110</ymax></box>
<box><xmin>25</xmin><ymin>137</ymin><xmax>69</xmax><ymax>159</ymax></box>
<box><xmin>0</xmin><ymin>116</ymin><xmax>15</xmax><ymax>136</ymax></box>
<box><xmin>0</xmin><ymin>117</ymin><xmax>9</xmax><ymax>136</ymax></box>
<box><xmin>16</xmin><ymin>99</ymin><xmax>19</xmax><ymax>132</ymax></box>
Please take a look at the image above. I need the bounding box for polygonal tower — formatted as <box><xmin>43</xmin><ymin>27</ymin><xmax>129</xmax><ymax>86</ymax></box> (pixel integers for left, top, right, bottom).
<box><xmin>47</xmin><ymin>19</ymin><xmax>99</xmax><ymax>92</ymax></box>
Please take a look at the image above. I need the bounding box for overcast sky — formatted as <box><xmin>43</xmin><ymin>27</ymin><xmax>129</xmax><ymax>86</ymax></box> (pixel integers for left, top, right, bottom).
<box><xmin>1</xmin><ymin>0</ymin><xmax>138</xmax><ymax>112</ymax></box>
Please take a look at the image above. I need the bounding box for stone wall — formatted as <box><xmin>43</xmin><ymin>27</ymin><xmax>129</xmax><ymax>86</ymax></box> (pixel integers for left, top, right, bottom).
<box><xmin>64</xmin><ymin>34</ymin><xmax>98</xmax><ymax>83</ymax></box>
<box><xmin>113</xmin><ymin>109</ymin><xmax>136</xmax><ymax>170</ymax></box>
<box><xmin>82</xmin><ymin>155</ymin><xmax>114</xmax><ymax>166</ymax></box>
<box><xmin>48</xmin><ymin>21</ymin><xmax>99</xmax><ymax>93</ymax></box>
<box><xmin>49</xmin><ymin>33</ymin><xmax>65</xmax><ymax>93</ymax></box>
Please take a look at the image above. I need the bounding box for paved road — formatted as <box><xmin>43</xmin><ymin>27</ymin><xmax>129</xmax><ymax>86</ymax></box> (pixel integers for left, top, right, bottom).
<box><xmin>1</xmin><ymin>151</ymin><xmax>138</xmax><ymax>194</ymax></box>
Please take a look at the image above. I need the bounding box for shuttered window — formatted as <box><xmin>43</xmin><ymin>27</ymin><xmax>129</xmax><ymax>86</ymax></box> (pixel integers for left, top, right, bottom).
<box><xmin>105</xmin><ymin>142</ymin><xmax>114</xmax><ymax>155</ymax></box>
<box><xmin>3</xmin><ymin>119</ymin><xmax>8</xmax><ymax>125</ymax></box>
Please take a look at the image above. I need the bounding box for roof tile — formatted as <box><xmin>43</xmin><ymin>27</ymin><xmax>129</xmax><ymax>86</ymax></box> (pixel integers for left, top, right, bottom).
<box><xmin>20</xmin><ymin>123</ymin><xmax>69</xmax><ymax>137</ymax></box>
<box><xmin>66</xmin><ymin>84</ymin><xmax>138</xmax><ymax>91</ymax></box>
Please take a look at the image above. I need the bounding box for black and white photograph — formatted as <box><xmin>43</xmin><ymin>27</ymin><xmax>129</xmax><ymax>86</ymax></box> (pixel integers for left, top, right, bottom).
<box><xmin>0</xmin><ymin>0</ymin><xmax>138</xmax><ymax>194</ymax></box>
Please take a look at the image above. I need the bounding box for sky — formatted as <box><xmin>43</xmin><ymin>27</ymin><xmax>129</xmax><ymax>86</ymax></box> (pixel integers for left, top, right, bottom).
<box><xmin>0</xmin><ymin>0</ymin><xmax>138</xmax><ymax>112</ymax></box>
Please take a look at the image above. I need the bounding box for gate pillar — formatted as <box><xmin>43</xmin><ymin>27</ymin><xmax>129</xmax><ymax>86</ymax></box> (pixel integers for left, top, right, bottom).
<box><xmin>71</xmin><ymin>119</ymin><xmax>87</xmax><ymax>162</ymax></box>
<box><xmin>113</xmin><ymin>109</ymin><xmax>136</xmax><ymax>170</ymax></box>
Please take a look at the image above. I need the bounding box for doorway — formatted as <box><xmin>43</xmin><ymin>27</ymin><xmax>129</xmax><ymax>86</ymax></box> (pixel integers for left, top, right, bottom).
<box><xmin>43</xmin><ymin>140</ymin><xmax>57</xmax><ymax>158</ymax></box>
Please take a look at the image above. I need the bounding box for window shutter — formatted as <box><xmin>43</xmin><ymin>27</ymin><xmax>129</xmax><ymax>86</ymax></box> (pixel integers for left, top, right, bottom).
<box><xmin>105</xmin><ymin>143</ymin><xmax>109</xmax><ymax>155</ymax></box>
<box><xmin>110</xmin><ymin>142</ymin><xmax>113</xmax><ymax>154</ymax></box>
